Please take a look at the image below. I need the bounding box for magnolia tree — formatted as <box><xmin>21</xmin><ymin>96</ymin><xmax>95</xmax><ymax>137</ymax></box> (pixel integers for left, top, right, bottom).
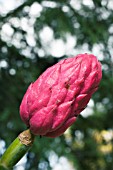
<box><xmin>0</xmin><ymin>53</ymin><xmax>102</xmax><ymax>169</ymax></box>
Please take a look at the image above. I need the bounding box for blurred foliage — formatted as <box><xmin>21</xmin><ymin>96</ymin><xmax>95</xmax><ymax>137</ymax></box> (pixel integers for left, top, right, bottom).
<box><xmin>0</xmin><ymin>0</ymin><xmax>113</xmax><ymax>169</ymax></box>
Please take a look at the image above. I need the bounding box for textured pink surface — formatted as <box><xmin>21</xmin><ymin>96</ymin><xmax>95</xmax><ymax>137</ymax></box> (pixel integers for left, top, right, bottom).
<box><xmin>20</xmin><ymin>53</ymin><xmax>102</xmax><ymax>137</ymax></box>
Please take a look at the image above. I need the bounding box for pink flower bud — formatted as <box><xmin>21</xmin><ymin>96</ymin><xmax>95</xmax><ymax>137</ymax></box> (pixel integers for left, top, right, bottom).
<box><xmin>20</xmin><ymin>54</ymin><xmax>102</xmax><ymax>137</ymax></box>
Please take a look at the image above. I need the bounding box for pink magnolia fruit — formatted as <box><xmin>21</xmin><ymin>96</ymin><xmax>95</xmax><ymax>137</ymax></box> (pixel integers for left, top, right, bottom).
<box><xmin>20</xmin><ymin>53</ymin><xmax>102</xmax><ymax>137</ymax></box>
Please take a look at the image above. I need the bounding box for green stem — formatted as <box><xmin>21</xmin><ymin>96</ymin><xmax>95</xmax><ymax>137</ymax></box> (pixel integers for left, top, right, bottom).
<box><xmin>0</xmin><ymin>129</ymin><xmax>35</xmax><ymax>170</ymax></box>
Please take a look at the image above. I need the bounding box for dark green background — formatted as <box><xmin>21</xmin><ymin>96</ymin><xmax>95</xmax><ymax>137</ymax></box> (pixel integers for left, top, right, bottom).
<box><xmin>0</xmin><ymin>0</ymin><xmax>113</xmax><ymax>169</ymax></box>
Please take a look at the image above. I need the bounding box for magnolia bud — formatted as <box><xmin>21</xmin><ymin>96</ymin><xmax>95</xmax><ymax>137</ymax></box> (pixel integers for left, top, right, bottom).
<box><xmin>20</xmin><ymin>54</ymin><xmax>102</xmax><ymax>137</ymax></box>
